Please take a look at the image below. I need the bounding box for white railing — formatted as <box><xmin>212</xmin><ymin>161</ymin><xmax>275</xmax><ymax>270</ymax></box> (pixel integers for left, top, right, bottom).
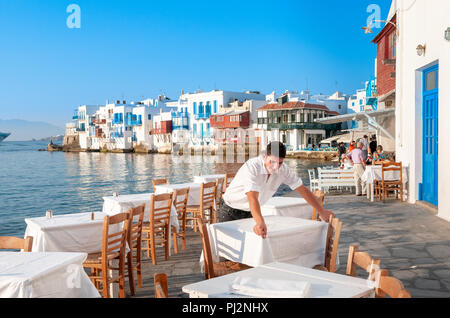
<box><xmin>317</xmin><ymin>168</ymin><xmax>355</xmax><ymax>193</ymax></box>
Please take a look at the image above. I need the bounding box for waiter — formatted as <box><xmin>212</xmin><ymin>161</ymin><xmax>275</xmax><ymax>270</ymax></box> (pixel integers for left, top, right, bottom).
<box><xmin>218</xmin><ymin>141</ymin><xmax>335</xmax><ymax>239</ymax></box>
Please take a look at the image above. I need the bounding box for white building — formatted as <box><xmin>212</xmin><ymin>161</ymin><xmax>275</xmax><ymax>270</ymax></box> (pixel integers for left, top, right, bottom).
<box><xmin>393</xmin><ymin>0</ymin><xmax>450</xmax><ymax>220</ymax></box>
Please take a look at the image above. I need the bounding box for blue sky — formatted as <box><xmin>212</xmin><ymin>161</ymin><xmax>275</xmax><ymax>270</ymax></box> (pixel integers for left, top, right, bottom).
<box><xmin>0</xmin><ymin>0</ymin><xmax>392</xmax><ymax>126</ymax></box>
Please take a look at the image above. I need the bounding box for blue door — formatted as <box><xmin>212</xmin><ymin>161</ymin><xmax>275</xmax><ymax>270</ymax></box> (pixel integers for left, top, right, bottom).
<box><xmin>421</xmin><ymin>65</ymin><xmax>439</xmax><ymax>206</ymax></box>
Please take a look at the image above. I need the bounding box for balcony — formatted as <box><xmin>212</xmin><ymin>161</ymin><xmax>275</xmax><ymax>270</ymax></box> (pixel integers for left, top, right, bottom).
<box><xmin>150</xmin><ymin>127</ymin><xmax>172</xmax><ymax>135</ymax></box>
<box><xmin>266</xmin><ymin>122</ymin><xmax>341</xmax><ymax>131</ymax></box>
<box><xmin>112</xmin><ymin>119</ymin><xmax>123</xmax><ymax>125</ymax></box>
<box><xmin>195</xmin><ymin>113</ymin><xmax>211</xmax><ymax>120</ymax></box>
<box><xmin>111</xmin><ymin>132</ymin><xmax>124</xmax><ymax>138</ymax></box>
<box><xmin>92</xmin><ymin>119</ymin><xmax>106</xmax><ymax>125</ymax></box>
<box><xmin>72</xmin><ymin>115</ymin><xmax>79</xmax><ymax>120</ymax></box>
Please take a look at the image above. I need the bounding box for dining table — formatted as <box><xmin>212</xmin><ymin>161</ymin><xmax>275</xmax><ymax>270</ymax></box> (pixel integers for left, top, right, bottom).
<box><xmin>260</xmin><ymin>196</ymin><xmax>313</xmax><ymax>219</ymax></box>
<box><xmin>361</xmin><ymin>165</ymin><xmax>408</xmax><ymax>202</ymax></box>
<box><xmin>183</xmin><ymin>261</ymin><xmax>375</xmax><ymax>298</ymax></box>
<box><xmin>154</xmin><ymin>182</ymin><xmax>202</xmax><ymax>206</ymax></box>
<box><xmin>193</xmin><ymin>174</ymin><xmax>226</xmax><ymax>184</ymax></box>
<box><xmin>24</xmin><ymin>212</ymin><xmax>110</xmax><ymax>253</ymax></box>
<box><xmin>202</xmin><ymin>216</ymin><xmax>329</xmax><ymax>269</ymax></box>
<box><xmin>0</xmin><ymin>252</ymin><xmax>100</xmax><ymax>298</ymax></box>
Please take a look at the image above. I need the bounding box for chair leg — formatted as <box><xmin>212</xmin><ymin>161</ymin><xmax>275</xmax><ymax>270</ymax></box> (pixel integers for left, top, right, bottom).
<box><xmin>136</xmin><ymin>251</ymin><xmax>142</xmax><ymax>288</ymax></box>
<box><xmin>165</xmin><ymin>225</ymin><xmax>169</xmax><ymax>261</ymax></box>
<box><xmin>127</xmin><ymin>251</ymin><xmax>136</xmax><ymax>296</ymax></box>
<box><xmin>182</xmin><ymin>232</ymin><xmax>186</xmax><ymax>250</ymax></box>
<box><xmin>102</xmin><ymin>268</ymin><xmax>110</xmax><ymax>298</ymax></box>
<box><xmin>145</xmin><ymin>231</ymin><xmax>151</xmax><ymax>259</ymax></box>
<box><xmin>172</xmin><ymin>228</ymin><xmax>179</xmax><ymax>254</ymax></box>
<box><xmin>151</xmin><ymin>231</ymin><xmax>157</xmax><ymax>265</ymax></box>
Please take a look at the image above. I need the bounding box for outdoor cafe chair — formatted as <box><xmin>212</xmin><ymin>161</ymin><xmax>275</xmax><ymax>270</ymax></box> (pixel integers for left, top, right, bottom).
<box><xmin>0</xmin><ymin>236</ymin><xmax>33</xmax><ymax>252</ymax></box>
<box><xmin>142</xmin><ymin>192</ymin><xmax>173</xmax><ymax>265</ymax></box>
<box><xmin>152</xmin><ymin>178</ymin><xmax>168</xmax><ymax>192</ymax></box>
<box><xmin>171</xmin><ymin>187</ymin><xmax>190</xmax><ymax>254</ymax></box>
<box><xmin>154</xmin><ymin>273</ymin><xmax>168</xmax><ymax>298</ymax></box>
<box><xmin>313</xmin><ymin>215</ymin><xmax>342</xmax><ymax>273</ymax></box>
<box><xmin>375</xmin><ymin>161</ymin><xmax>403</xmax><ymax>202</ymax></box>
<box><xmin>83</xmin><ymin>213</ymin><xmax>129</xmax><ymax>298</ymax></box>
<box><xmin>311</xmin><ymin>189</ymin><xmax>325</xmax><ymax>221</ymax></box>
<box><xmin>375</xmin><ymin>269</ymin><xmax>411</xmax><ymax>298</ymax></box>
<box><xmin>224</xmin><ymin>173</ymin><xmax>236</xmax><ymax>192</ymax></box>
<box><xmin>215</xmin><ymin>178</ymin><xmax>225</xmax><ymax>210</ymax></box>
<box><xmin>197</xmin><ymin>218</ymin><xmax>252</xmax><ymax>280</ymax></box>
<box><xmin>186</xmin><ymin>182</ymin><xmax>217</xmax><ymax>232</ymax></box>
<box><xmin>125</xmin><ymin>204</ymin><xmax>145</xmax><ymax>296</ymax></box>
<box><xmin>346</xmin><ymin>244</ymin><xmax>380</xmax><ymax>281</ymax></box>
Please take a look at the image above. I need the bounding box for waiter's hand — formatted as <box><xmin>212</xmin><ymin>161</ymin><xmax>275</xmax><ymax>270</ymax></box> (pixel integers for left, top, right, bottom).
<box><xmin>318</xmin><ymin>208</ymin><xmax>335</xmax><ymax>223</ymax></box>
<box><xmin>253</xmin><ymin>221</ymin><xmax>267</xmax><ymax>239</ymax></box>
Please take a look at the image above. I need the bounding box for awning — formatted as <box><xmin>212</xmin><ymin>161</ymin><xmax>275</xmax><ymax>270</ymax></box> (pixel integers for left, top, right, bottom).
<box><xmin>315</xmin><ymin>108</ymin><xmax>394</xmax><ymax>125</ymax></box>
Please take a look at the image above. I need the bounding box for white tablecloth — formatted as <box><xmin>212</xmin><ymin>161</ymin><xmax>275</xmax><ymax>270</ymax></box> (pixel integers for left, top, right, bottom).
<box><xmin>204</xmin><ymin>216</ymin><xmax>329</xmax><ymax>268</ymax></box>
<box><xmin>261</xmin><ymin>196</ymin><xmax>313</xmax><ymax>219</ymax></box>
<box><xmin>24</xmin><ymin>212</ymin><xmax>110</xmax><ymax>253</ymax></box>
<box><xmin>183</xmin><ymin>262</ymin><xmax>375</xmax><ymax>298</ymax></box>
<box><xmin>102</xmin><ymin>193</ymin><xmax>179</xmax><ymax>231</ymax></box>
<box><xmin>361</xmin><ymin>165</ymin><xmax>408</xmax><ymax>201</ymax></box>
<box><xmin>154</xmin><ymin>183</ymin><xmax>202</xmax><ymax>206</ymax></box>
<box><xmin>193</xmin><ymin>174</ymin><xmax>226</xmax><ymax>184</ymax></box>
<box><xmin>0</xmin><ymin>252</ymin><xmax>100</xmax><ymax>298</ymax></box>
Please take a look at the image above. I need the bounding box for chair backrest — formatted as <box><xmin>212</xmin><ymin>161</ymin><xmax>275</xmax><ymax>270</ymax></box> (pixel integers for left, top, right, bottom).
<box><xmin>381</xmin><ymin>161</ymin><xmax>402</xmax><ymax>182</ymax></box>
<box><xmin>200</xmin><ymin>182</ymin><xmax>216</xmax><ymax>212</ymax></box>
<box><xmin>323</xmin><ymin>215</ymin><xmax>342</xmax><ymax>272</ymax></box>
<box><xmin>376</xmin><ymin>269</ymin><xmax>411</xmax><ymax>298</ymax></box>
<box><xmin>0</xmin><ymin>236</ymin><xmax>33</xmax><ymax>252</ymax></box>
<box><xmin>102</xmin><ymin>213</ymin><xmax>129</xmax><ymax>264</ymax></box>
<box><xmin>150</xmin><ymin>192</ymin><xmax>173</xmax><ymax>226</ymax></box>
<box><xmin>197</xmin><ymin>218</ymin><xmax>215</xmax><ymax>279</ymax></box>
<box><xmin>126</xmin><ymin>204</ymin><xmax>145</xmax><ymax>250</ymax></box>
<box><xmin>224</xmin><ymin>173</ymin><xmax>236</xmax><ymax>191</ymax></box>
<box><xmin>215</xmin><ymin>178</ymin><xmax>224</xmax><ymax>204</ymax></box>
<box><xmin>152</xmin><ymin>178</ymin><xmax>168</xmax><ymax>192</ymax></box>
<box><xmin>311</xmin><ymin>190</ymin><xmax>325</xmax><ymax>221</ymax></box>
<box><xmin>346</xmin><ymin>245</ymin><xmax>380</xmax><ymax>280</ymax></box>
<box><xmin>173</xmin><ymin>187</ymin><xmax>190</xmax><ymax>226</ymax></box>
<box><xmin>154</xmin><ymin>273</ymin><xmax>168</xmax><ymax>298</ymax></box>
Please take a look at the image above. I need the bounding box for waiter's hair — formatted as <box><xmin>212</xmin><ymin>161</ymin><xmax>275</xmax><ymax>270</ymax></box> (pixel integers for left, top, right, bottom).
<box><xmin>266</xmin><ymin>141</ymin><xmax>286</xmax><ymax>158</ymax></box>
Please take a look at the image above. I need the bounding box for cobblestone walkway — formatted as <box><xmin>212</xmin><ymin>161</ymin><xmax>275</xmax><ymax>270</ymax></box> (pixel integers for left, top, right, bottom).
<box><xmin>130</xmin><ymin>194</ymin><xmax>450</xmax><ymax>298</ymax></box>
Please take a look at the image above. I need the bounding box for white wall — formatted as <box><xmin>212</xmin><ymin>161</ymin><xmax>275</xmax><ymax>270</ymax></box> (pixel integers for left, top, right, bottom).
<box><xmin>395</xmin><ymin>0</ymin><xmax>450</xmax><ymax>220</ymax></box>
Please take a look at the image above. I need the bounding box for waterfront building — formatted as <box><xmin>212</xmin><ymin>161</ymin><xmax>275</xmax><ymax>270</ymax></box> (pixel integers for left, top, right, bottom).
<box><xmin>150</xmin><ymin>111</ymin><xmax>173</xmax><ymax>152</ymax></box>
<box><xmin>391</xmin><ymin>0</ymin><xmax>450</xmax><ymax>220</ymax></box>
<box><xmin>256</xmin><ymin>95</ymin><xmax>341</xmax><ymax>151</ymax></box>
<box><xmin>178</xmin><ymin>90</ymin><xmax>266</xmax><ymax>146</ymax></box>
<box><xmin>72</xmin><ymin>105</ymin><xmax>101</xmax><ymax>149</ymax></box>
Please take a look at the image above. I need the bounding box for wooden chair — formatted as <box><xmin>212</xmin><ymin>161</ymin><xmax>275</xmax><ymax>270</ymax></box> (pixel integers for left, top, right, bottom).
<box><xmin>171</xmin><ymin>187</ymin><xmax>190</xmax><ymax>254</ymax></box>
<box><xmin>142</xmin><ymin>193</ymin><xmax>173</xmax><ymax>265</ymax></box>
<box><xmin>0</xmin><ymin>236</ymin><xmax>33</xmax><ymax>252</ymax></box>
<box><xmin>346</xmin><ymin>245</ymin><xmax>380</xmax><ymax>280</ymax></box>
<box><xmin>152</xmin><ymin>178</ymin><xmax>168</xmax><ymax>192</ymax></box>
<box><xmin>186</xmin><ymin>182</ymin><xmax>217</xmax><ymax>232</ymax></box>
<box><xmin>125</xmin><ymin>204</ymin><xmax>145</xmax><ymax>296</ymax></box>
<box><xmin>375</xmin><ymin>269</ymin><xmax>412</xmax><ymax>298</ymax></box>
<box><xmin>197</xmin><ymin>218</ymin><xmax>252</xmax><ymax>279</ymax></box>
<box><xmin>311</xmin><ymin>189</ymin><xmax>325</xmax><ymax>221</ymax></box>
<box><xmin>83</xmin><ymin>213</ymin><xmax>129</xmax><ymax>298</ymax></box>
<box><xmin>313</xmin><ymin>215</ymin><xmax>342</xmax><ymax>273</ymax></box>
<box><xmin>154</xmin><ymin>273</ymin><xmax>168</xmax><ymax>298</ymax></box>
<box><xmin>375</xmin><ymin>162</ymin><xmax>403</xmax><ymax>201</ymax></box>
<box><xmin>224</xmin><ymin>173</ymin><xmax>236</xmax><ymax>192</ymax></box>
<box><xmin>215</xmin><ymin>178</ymin><xmax>225</xmax><ymax>211</ymax></box>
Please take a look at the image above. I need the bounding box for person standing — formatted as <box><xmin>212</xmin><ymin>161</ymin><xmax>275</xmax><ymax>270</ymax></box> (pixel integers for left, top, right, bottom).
<box><xmin>337</xmin><ymin>142</ymin><xmax>346</xmax><ymax>163</ymax></box>
<box><xmin>347</xmin><ymin>141</ymin><xmax>367</xmax><ymax>196</ymax></box>
<box><xmin>369</xmin><ymin>136</ymin><xmax>377</xmax><ymax>156</ymax></box>
<box><xmin>361</xmin><ymin>135</ymin><xmax>369</xmax><ymax>161</ymax></box>
<box><xmin>218</xmin><ymin>141</ymin><xmax>335</xmax><ymax>238</ymax></box>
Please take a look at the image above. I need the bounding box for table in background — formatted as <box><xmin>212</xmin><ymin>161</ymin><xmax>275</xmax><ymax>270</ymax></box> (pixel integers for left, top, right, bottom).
<box><xmin>0</xmin><ymin>252</ymin><xmax>100</xmax><ymax>298</ymax></box>
<box><xmin>183</xmin><ymin>262</ymin><xmax>375</xmax><ymax>298</ymax></box>
<box><xmin>193</xmin><ymin>174</ymin><xmax>226</xmax><ymax>184</ymax></box>
<box><xmin>261</xmin><ymin>196</ymin><xmax>313</xmax><ymax>219</ymax></box>
<box><xmin>204</xmin><ymin>216</ymin><xmax>329</xmax><ymax>268</ymax></box>
<box><xmin>361</xmin><ymin>165</ymin><xmax>408</xmax><ymax>202</ymax></box>
<box><xmin>154</xmin><ymin>182</ymin><xmax>202</xmax><ymax>206</ymax></box>
<box><xmin>24</xmin><ymin>212</ymin><xmax>109</xmax><ymax>253</ymax></box>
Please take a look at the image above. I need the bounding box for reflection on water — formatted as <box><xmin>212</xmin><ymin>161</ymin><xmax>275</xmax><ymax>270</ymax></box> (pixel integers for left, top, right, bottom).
<box><xmin>0</xmin><ymin>141</ymin><xmax>337</xmax><ymax>237</ymax></box>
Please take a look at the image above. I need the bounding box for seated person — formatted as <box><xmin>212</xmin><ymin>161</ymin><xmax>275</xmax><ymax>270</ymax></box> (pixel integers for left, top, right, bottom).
<box><xmin>373</xmin><ymin>145</ymin><xmax>388</xmax><ymax>162</ymax></box>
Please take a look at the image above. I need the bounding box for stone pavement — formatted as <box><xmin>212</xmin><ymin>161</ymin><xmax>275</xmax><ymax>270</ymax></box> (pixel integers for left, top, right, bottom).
<box><xmin>129</xmin><ymin>194</ymin><xmax>450</xmax><ymax>298</ymax></box>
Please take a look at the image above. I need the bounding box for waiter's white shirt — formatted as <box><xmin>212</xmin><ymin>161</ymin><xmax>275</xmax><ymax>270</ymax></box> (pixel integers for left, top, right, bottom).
<box><xmin>222</xmin><ymin>155</ymin><xmax>303</xmax><ymax>211</ymax></box>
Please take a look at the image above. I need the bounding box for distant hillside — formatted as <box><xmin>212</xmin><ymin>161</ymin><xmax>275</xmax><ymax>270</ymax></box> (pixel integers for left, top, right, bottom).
<box><xmin>0</xmin><ymin>119</ymin><xmax>65</xmax><ymax>141</ymax></box>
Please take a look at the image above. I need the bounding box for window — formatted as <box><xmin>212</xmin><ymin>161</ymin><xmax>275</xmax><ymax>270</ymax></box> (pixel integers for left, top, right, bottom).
<box><xmin>199</xmin><ymin>102</ymin><xmax>204</xmax><ymax>114</ymax></box>
<box><xmin>148</xmin><ymin>114</ymin><xmax>152</xmax><ymax>120</ymax></box>
<box><xmin>213</xmin><ymin>101</ymin><xmax>217</xmax><ymax>113</ymax></box>
<box><xmin>193</xmin><ymin>123</ymin><xmax>197</xmax><ymax>136</ymax></box>
<box><xmin>193</xmin><ymin>102</ymin><xmax>197</xmax><ymax>115</ymax></box>
<box><xmin>360</xmin><ymin>105</ymin><xmax>365</xmax><ymax>112</ymax></box>
<box><xmin>338</xmin><ymin>105</ymin><xmax>342</xmax><ymax>110</ymax></box>
<box><xmin>206</xmin><ymin>102</ymin><xmax>211</xmax><ymax>115</ymax></box>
